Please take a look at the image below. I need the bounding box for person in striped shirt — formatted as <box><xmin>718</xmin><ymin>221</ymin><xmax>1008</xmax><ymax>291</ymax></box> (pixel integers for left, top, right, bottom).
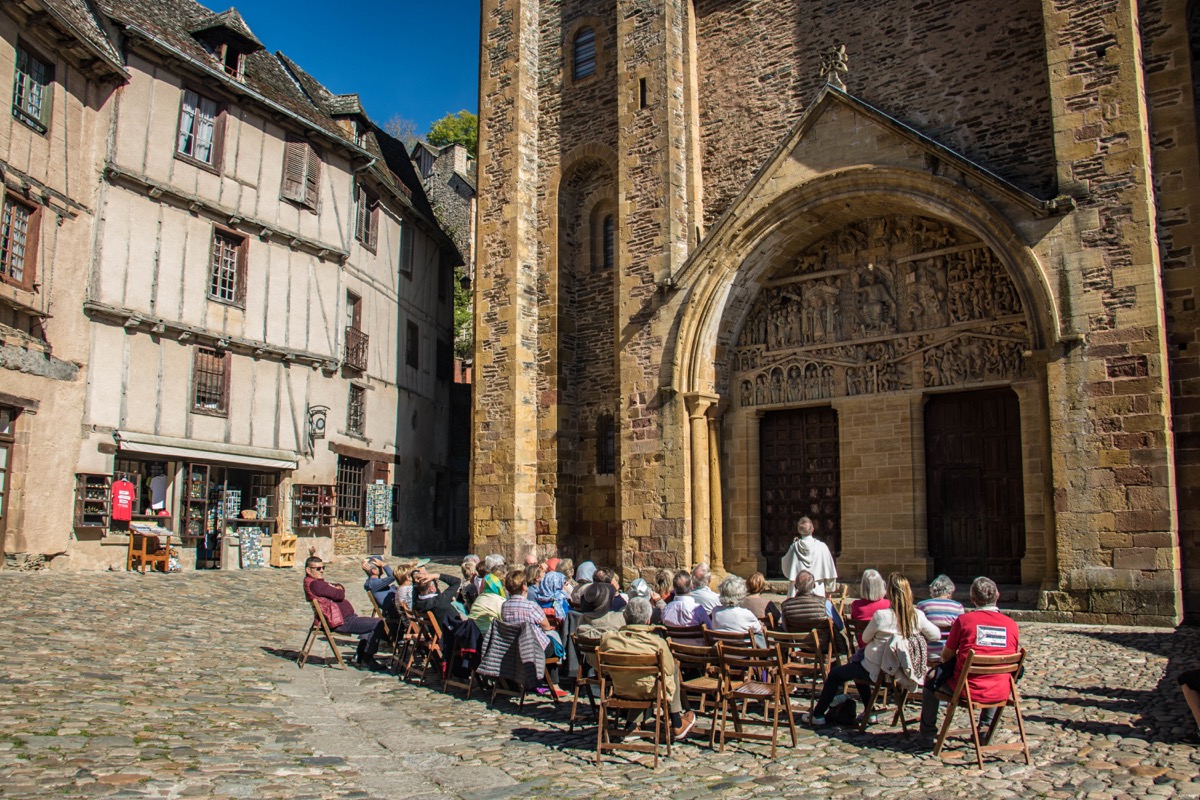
<box><xmin>916</xmin><ymin>574</ymin><xmax>964</xmax><ymax>660</ymax></box>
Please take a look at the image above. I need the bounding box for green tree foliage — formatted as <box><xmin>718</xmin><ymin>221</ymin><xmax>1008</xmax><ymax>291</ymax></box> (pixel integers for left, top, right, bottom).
<box><xmin>453</xmin><ymin>265</ymin><xmax>473</xmax><ymax>362</ymax></box>
<box><xmin>427</xmin><ymin>110</ymin><xmax>478</xmax><ymax>158</ymax></box>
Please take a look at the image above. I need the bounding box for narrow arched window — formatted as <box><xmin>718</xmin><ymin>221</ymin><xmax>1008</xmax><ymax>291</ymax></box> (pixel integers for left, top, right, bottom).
<box><xmin>596</xmin><ymin>414</ymin><xmax>615</xmax><ymax>474</ymax></box>
<box><xmin>574</xmin><ymin>27</ymin><xmax>596</xmax><ymax>80</ymax></box>
<box><xmin>602</xmin><ymin>214</ymin><xmax>614</xmax><ymax>269</ymax></box>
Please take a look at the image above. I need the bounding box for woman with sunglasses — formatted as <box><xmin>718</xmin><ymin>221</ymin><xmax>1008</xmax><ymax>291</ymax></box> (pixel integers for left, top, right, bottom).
<box><xmin>304</xmin><ymin>556</ymin><xmax>386</xmax><ymax>669</ymax></box>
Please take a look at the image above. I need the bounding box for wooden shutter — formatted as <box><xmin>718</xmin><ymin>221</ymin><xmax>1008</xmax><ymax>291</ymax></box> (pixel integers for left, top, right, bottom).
<box><xmin>355</xmin><ymin>184</ymin><xmax>367</xmax><ymax>243</ymax></box>
<box><xmin>211</xmin><ymin>107</ymin><xmax>227</xmax><ymax>173</ymax></box>
<box><xmin>303</xmin><ymin>145</ymin><xmax>320</xmax><ymax>208</ymax></box>
<box><xmin>281</xmin><ymin>140</ymin><xmax>307</xmax><ymax>202</ymax></box>
<box><xmin>235</xmin><ymin>235</ymin><xmax>248</xmax><ymax>305</ymax></box>
<box><xmin>367</xmin><ymin>197</ymin><xmax>378</xmax><ymax>250</ymax></box>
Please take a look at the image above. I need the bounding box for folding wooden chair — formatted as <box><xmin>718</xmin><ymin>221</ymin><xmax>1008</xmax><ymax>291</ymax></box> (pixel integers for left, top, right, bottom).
<box><xmin>703</xmin><ymin>628</ymin><xmax>756</xmax><ymax>647</ymax></box>
<box><xmin>297</xmin><ymin>599</ymin><xmax>354</xmax><ymax>669</ymax></box>
<box><xmin>860</xmin><ymin>670</ymin><xmax>911</xmax><ymax>732</ymax></box>
<box><xmin>715</xmin><ymin>642</ymin><xmax>797</xmax><ymax>758</ymax></box>
<box><xmin>848</xmin><ymin>616</ymin><xmax>887</xmax><ymax>711</ymax></box>
<box><xmin>932</xmin><ymin>649</ymin><xmax>1030</xmax><ymax>769</ymax></box>
<box><xmin>765</xmin><ymin>629</ymin><xmax>825</xmax><ymax>714</ymax></box>
<box><xmin>442</xmin><ymin>618</ymin><xmax>481</xmax><ymax>696</ymax></box>
<box><xmin>394</xmin><ymin>603</ymin><xmax>422</xmax><ymax>676</ymax></box>
<box><xmin>404</xmin><ymin>611</ymin><xmax>445</xmax><ymax>685</ymax></box>
<box><xmin>569</xmin><ymin>634</ymin><xmax>602</xmax><ymax>732</ymax></box>
<box><xmin>595</xmin><ymin>649</ymin><xmax>671</xmax><ymax>767</ymax></box>
<box><xmin>668</xmin><ymin>641</ymin><xmax>722</xmax><ymax>748</ymax></box>
<box><xmin>365</xmin><ymin>592</ymin><xmax>398</xmax><ymax>671</ymax></box>
<box><xmin>662</xmin><ymin>623</ymin><xmax>707</xmax><ymax>645</ymax></box>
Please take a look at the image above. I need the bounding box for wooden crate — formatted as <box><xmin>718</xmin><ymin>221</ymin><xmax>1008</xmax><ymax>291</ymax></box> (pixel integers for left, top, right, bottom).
<box><xmin>269</xmin><ymin>532</ymin><xmax>297</xmax><ymax>568</ymax></box>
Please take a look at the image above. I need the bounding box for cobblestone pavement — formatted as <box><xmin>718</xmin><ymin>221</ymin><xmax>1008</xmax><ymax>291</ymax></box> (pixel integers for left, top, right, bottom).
<box><xmin>1</xmin><ymin>564</ymin><xmax>1197</xmax><ymax>799</ymax></box>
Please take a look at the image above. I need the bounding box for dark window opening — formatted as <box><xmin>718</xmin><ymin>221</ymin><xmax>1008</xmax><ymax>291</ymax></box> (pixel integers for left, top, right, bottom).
<box><xmin>573</xmin><ymin>27</ymin><xmax>596</xmax><ymax>80</ymax></box>
<box><xmin>603</xmin><ymin>214</ymin><xmax>615</xmax><ymax>270</ymax></box>
<box><xmin>596</xmin><ymin>414</ymin><xmax>616</xmax><ymax>475</ymax></box>
<box><xmin>406</xmin><ymin>321</ymin><xmax>420</xmax><ymax>368</ymax></box>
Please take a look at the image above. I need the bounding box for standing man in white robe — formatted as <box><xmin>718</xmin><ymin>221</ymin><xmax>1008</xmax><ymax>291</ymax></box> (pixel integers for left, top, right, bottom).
<box><xmin>780</xmin><ymin>516</ymin><xmax>838</xmax><ymax>598</ymax></box>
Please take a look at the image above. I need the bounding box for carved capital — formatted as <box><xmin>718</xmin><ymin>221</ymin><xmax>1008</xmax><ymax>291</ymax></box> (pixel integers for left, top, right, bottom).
<box><xmin>684</xmin><ymin>392</ymin><xmax>720</xmax><ymax>419</ymax></box>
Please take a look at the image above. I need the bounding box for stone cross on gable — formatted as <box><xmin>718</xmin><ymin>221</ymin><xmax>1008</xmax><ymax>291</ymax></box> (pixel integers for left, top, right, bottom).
<box><xmin>821</xmin><ymin>44</ymin><xmax>848</xmax><ymax>90</ymax></box>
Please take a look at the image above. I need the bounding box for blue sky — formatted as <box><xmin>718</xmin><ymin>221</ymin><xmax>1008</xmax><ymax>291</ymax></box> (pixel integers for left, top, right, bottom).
<box><xmin>231</xmin><ymin>0</ymin><xmax>480</xmax><ymax>134</ymax></box>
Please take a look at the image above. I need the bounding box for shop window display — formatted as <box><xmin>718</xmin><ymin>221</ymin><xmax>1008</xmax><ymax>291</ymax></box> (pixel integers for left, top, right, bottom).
<box><xmin>182</xmin><ymin>462</ymin><xmax>280</xmax><ymax>568</ymax></box>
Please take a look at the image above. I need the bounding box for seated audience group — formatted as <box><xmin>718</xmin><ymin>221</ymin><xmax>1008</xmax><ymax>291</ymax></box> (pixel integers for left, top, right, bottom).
<box><xmin>303</xmin><ymin>515</ymin><xmax>1048</xmax><ymax>751</ymax></box>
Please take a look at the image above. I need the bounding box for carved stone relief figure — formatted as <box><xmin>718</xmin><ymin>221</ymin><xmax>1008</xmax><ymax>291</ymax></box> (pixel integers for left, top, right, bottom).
<box><xmin>851</xmin><ymin>263</ymin><xmax>897</xmax><ymax>336</ymax></box>
<box><xmin>730</xmin><ymin>214</ymin><xmax>1031</xmax><ymax>408</ymax></box>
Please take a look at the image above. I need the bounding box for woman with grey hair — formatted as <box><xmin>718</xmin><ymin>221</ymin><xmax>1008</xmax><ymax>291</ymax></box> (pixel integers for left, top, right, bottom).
<box><xmin>711</xmin><ymin>575</ymin><xmax>765</xmax><ymax>646</ymax></box>
<box><xmin>916</xmin><ymin>574</ymin><xmax>964</xmax><ymax>660</ymax></box>
<box><xmin>458</xmin><ymin>554</ymin><xmax>482</xmax><ymax>610</ymax></box>
<box><xmin>848</xmin><ymin>569</ymin><xmax>890</xmax><ymax>648</ymax></box>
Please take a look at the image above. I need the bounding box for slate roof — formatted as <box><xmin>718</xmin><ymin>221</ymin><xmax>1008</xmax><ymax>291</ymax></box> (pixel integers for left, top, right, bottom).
<box><xmin>188</xmin><ymin>8</ymin><xmax>264</xmax><ymax>50</ymax></box>
<box><xmin>42</xmin><ymin>0</ymin><xmax>126</xmax><ymax>75</ymax></box>
<box><xmin>32</xmin><ymin>0</ymin><xmax>460</xmax><ymax>261</ymax></box>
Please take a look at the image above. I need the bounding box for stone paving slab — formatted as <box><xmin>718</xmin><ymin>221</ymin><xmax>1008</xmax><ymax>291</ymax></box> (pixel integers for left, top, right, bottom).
<box><xmin>0</xmin><ymin>565</ymin><xmax>1197</xmax><ymax>799</ymax></box>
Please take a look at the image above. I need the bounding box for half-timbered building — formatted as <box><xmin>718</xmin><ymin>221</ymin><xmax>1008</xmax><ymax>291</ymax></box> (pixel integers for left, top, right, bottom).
<box><xmin>0</xmin><ymin>0</ymin><xmax>460</xmax><ymax>569</ymax></box>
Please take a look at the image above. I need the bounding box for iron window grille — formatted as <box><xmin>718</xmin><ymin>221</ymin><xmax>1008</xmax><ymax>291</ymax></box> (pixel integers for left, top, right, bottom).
<box><xmin>336</xmin><ymin>456</ymin><xmax>366</xmax><ymax>526</ymax></box>
<box><xmin>12</xmin><ymin>43</ymin><xmax>52</xmax><ymax>133</ymax></box>
<box><xmin>208</xmin><ymin>228</ymin><xmax>246</xmax><ymax>305</ymax></box>
<box><xmin>347</xmin><ymin>385</ymin><xmax>366</xmax><ymax>436</ymax></box>
<box><xmin>192</xmin><ymin>347</ymin><xmax>230</xmax><ymax>415</ymax></box>
<box><xmin>573</xmin><ymin>28</ymin><xmax>597</xmax><ymax>80</ymax></box>
<box><xmin>0</xmin><ymin>195</ymin><xmax>36</xmax><ymax>290</ymax></box>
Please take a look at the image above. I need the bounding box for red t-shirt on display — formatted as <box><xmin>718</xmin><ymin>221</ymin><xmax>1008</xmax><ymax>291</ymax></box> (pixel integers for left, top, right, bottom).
<box><xmin>944</xmin><ymin>609</ymin><xmax>1020</xmax><ymax>704</ymax></box>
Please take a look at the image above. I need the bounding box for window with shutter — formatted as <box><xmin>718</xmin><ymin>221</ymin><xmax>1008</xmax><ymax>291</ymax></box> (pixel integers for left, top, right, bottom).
<box><xmin>176</xmin><ymin>88</ymin><xmax>222</xmax><ymax>169</ymax></box>
<box><xmin>355</xmin><ymin>184</ymin><xmax>378</xmax><ymax>250</ymax></box>
<box><xmin>12</xmin><ymin>42</ymin><xmax>53</xmax><ymax>134</ymax></box>
<box><xmin>304</xmin><ymin>145</ymin><xmax>321</xmax><ymax>208</ymax></box>
<box><xmin>399</xmin><ymin>220</ymin><xmax>414</xmax><ymax>275</ymax></box>
<box><xmin>0</xmin><ymin>194</ymin><xmax>38</xmax><ymax>291</ymax></box>
<box><xmin>281</xmin><ymin>140</ymin><xmax>307</xmax><ymax>202</ymax></box>
<box><xmin>208</xmin><ymin>228</ymin><xmax>246</xmax><ymax>306</ymax></box>
<box><xmin>281</xmin><ymin>140</ymin><xmax>321</xmax><ymax>210</ymax></box>
<box><xmin>367</xmin><ymin>199</ymin><xmax>378</xmax><ymax>249</ymax></box>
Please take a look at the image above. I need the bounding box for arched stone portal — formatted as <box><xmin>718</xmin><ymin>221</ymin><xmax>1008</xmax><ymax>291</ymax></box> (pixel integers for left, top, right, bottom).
<box><xmin>727</xmin><ymin>213</ymin><xmax>1036</xmax><ymax>579</ymax></box>
<box><xmin>671</xmin><ymin>167</ymin><xmax>1058</xmax><ymax>588</ymax></box>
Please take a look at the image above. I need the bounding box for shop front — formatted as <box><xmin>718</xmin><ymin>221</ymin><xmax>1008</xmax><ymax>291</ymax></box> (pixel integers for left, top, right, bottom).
<box><xmin>100</xmin><ymin>432</ymin><xmax>299</xmax><ymax>570</ymax></box>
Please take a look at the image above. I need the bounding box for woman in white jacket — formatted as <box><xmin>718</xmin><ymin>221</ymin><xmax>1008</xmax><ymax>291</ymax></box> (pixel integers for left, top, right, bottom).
<box><xmin>802</xmin><ymin>572</ymin><xmax>939</xmax><ymax>726</ymax></box>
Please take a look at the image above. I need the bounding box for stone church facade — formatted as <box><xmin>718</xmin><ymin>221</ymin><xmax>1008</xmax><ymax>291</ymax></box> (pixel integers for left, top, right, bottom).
<box><xmin>472</xmin><ymin>0</ymin><xmax>1200</xmax><ymax>625</ymax></box>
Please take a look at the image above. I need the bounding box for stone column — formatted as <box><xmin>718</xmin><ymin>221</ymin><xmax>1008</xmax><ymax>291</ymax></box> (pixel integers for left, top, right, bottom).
<box><xmin>471</xmin><ymin>0</ymin><xmax>542</xmax><ymax>561</ymax></box>
<box><xmin>685</xmin><ymin>393</ymin><xmax>716</xmax><ymax>567</ymax></box>
<box><xmin>1038</xmin><ymin>0</ymin><xmax>1180</xmax><ymax>624</ymax></box>
<box><xmin>709</xmin><ymin>413</ymin><xmax>724</xmax><ymax>573</ymax></box>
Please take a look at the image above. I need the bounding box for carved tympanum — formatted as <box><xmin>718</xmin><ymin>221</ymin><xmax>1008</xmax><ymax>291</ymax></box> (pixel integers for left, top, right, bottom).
<box><xmin>733</xmin><ymin>215</ymin><xmax>1030</xmax><ymax>407</ymax></box>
